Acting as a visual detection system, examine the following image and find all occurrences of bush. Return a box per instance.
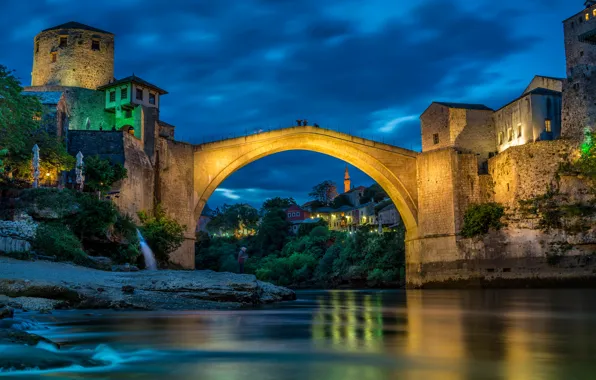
[83,155,127,194]
[34,223,87,264]
[138,204,185,266]
[69,193,119,240]
[461,203,505,238]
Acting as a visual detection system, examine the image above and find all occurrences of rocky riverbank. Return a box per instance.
[0,256,296,311]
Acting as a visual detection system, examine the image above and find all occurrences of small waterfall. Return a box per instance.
[136,229,157,270]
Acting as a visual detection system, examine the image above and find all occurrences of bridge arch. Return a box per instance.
[193,127,419,240]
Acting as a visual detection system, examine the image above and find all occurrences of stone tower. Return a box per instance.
[562,2,596,141]
[31,22,114,89]
[344,164,351,193]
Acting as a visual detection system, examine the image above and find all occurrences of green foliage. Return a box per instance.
[297,218,328,237]
[309,180,338,206]
[0,148,7,173]
[309,225,329,239]
[34,223,87,264]
[83,155,127,194]
[207,203,259,236]
[138,204,185,266]
[255,208,290,256]
[69,193,119,240]
[460,203,505,238]
[360,183,388,204]
[261,197,296,214]
[0,65,74,180]
[331,194,353,208]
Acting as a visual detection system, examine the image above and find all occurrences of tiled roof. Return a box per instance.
[42,22,113,35]
[97,75,168,94]
[22,91,64,104]
[433,102,493,111]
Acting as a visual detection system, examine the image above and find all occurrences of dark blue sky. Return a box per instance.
[1,0,581,208]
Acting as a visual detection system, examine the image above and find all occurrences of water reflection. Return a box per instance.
[23,289,596,380]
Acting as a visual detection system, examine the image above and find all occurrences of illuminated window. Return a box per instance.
[498,132,503,145]
[433,133,439,144]
[32,113,41,121]
[91,39,100,51]
[517,124,522,138]
[109,91,116,102]
[507,128,512,142]
[587,13,590,21]
[50,52,57,63]
[120,87,127,99]
[59,36,67,48]
[545,119,552,132]
[136,88,143,100]
[593,9,596,17]
[149,93,156,105]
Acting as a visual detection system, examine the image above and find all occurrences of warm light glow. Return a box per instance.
[587,13,590,21]
[545,119,552,133]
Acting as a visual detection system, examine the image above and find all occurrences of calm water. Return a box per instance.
[8,289,596,379]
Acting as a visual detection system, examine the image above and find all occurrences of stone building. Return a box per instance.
[23,21,178,220]
[562,1,596,140]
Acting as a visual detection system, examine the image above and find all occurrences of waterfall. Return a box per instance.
[136,229,157,270]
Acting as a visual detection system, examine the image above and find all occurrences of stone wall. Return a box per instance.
[64,87,113,132]
[420,103,450,152]
[562,4,596,141]
[454,109,495,169]
[31,26,114,89]
[488,139,574,210]
[155,138,197,269]
[523,76,563,95]
[67,130,125,164]
[112,133,155,221]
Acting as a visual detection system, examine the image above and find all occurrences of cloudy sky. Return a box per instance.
[2,0,580,208]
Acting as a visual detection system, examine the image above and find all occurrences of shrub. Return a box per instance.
[138,204,185,266]
[461,203,505,238]
[34,223,87,264]
[68,193,119,240]
[83,155,127,194]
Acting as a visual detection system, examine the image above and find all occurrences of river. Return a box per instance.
[6,289,596,379]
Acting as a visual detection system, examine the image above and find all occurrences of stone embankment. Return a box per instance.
[0,257,296,312]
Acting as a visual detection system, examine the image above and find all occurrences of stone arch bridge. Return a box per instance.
[155,125,477,287]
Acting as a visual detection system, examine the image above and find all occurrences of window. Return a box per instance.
[149,93,156,105]
[136,88,143,100]
[433,133,439,144]
[59,36,67,48]
[593,9,596,17]
[35,42,39,53]
[498,132,503,145]
[125,109,132,118]
[120,87,127,99]
[517,124,522,138]
[109,91,116,102]
[287,213,291,218]
[50,52,57,63]
[507,128,512,142]
[91,39,100,51]
[587,13,590,21]
[545,119,552,132]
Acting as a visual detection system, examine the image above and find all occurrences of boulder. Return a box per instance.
[257,281,297,303]
[0,279,82,302]
[0,306,14,320]
[86,256,113,271]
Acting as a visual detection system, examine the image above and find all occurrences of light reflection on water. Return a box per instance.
[16,289,596,379]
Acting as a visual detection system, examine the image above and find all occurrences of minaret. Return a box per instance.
[344,164,351,193]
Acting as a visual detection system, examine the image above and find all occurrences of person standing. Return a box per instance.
[237,247,248,274]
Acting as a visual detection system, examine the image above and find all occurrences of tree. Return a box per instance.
[360,183,388,204]
[138,204,186,266]
[256,208,290,256]
[207,203,259,236]
[309,180,338,205]
[83,155,127,194]
[261,197,296,214]
[0,65,74,180]
[331,193,353,208]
